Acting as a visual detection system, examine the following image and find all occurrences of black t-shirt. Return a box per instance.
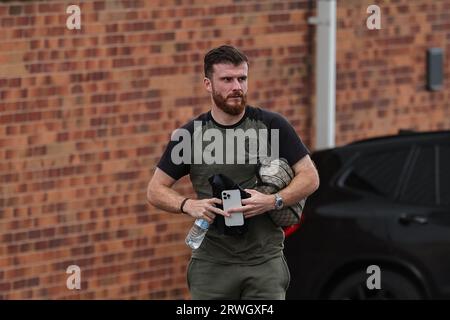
[157,105,310,264]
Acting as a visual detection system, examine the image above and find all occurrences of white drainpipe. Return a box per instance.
[308,0,336,150]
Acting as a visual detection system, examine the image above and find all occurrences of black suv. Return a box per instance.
[284,130,450,299]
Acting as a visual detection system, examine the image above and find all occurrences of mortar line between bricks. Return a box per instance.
[0,31,310,60]
[0,1,444,39]
[0,232,192,267]
[0,65,307,94]
[0,29,309,64]
[2,258,185,285]
[0,196,155,217]
[0,215,164,237]
[0,177,193,202]
[0,103,304,127]
[3,0,440,30]
[0,150,159,170]
[2,188,162,212]
[2,17,438,47]
[0,27,310,63]
[2,266,190,296]
[0,21,309,48]
[0,201,157,219]
[0,152,160,172]
[2,81,302,115]
[0,130,171,146]
[0,48,310,81]
[0,112,306,142]
[1,6,445,49]
[0,110,307,133]
[0,155,160,172]
[0,169,160,186]
[0,15,439,49]
[0,96,303,120]
[0,122,306,147]
[0,129,165,144]
[16,276,189,298]
[0,110,300,135]
[0,126,172,147]
[1,7,309,34]
[0,153,157,179]
[0,120,176,137]
[1,28,309,55]
[0,211,178,237]
[0,118,171,141]
[0,96,164,111]
[5,272,190,297]
[0,75,307,96]
[0,1,307,30]
[0,239,193,271]
[0,248,191,279]
[0,104,304,128]
[0,246,191,277]
[3,272,190,299]
[0,157,160,174]
[0,82,306,108]
[0,84,306,115]
[0,231,192,263]
[0,0,287,17]
[0,254,190,282]
[0,245,192,277]
[2,208,188,240]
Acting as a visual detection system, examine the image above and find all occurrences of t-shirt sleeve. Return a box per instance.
[156,138,190,180]
[270,113,310,167]
[156,121,194,180]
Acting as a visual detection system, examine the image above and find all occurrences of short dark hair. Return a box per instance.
[204,45,249,78]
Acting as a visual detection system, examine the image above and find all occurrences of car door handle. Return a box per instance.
[398,213,428,225]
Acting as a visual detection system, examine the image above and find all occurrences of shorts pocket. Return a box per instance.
[281,255,291,291]
[186,258,195,290]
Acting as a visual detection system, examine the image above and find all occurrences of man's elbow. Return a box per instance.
[309,169,320,194]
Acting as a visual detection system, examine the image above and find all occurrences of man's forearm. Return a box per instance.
[147,185,186,214]
[278,173,319,207]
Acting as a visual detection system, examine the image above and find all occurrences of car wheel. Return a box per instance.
[327,270,423,300]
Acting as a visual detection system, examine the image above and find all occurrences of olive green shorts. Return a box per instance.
[186,256,291,300]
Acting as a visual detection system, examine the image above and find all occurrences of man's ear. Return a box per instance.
[204,77,212,93]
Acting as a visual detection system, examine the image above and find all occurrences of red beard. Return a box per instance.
[212,90,247,116]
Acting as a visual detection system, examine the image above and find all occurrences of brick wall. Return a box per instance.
[0,0,449,300]
[335,0,450,145]
[0,0,313,299]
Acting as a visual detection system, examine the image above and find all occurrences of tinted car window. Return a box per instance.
[399,146,436,206]
[344,148,410,199]
[440,145,450,206]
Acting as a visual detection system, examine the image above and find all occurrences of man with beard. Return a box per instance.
[147,45,319,299]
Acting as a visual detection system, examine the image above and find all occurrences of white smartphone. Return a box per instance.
[222,189,244,226]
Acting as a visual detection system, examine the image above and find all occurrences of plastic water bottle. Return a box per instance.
[185,219,209,250]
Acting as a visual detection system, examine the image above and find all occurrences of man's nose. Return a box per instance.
[231,78,242,91]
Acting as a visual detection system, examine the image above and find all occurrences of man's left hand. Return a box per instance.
[226,189,275,219]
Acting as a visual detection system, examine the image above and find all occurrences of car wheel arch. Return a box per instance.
[318,258,432,299]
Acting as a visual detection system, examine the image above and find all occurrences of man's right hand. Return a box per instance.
[183,198,229,224]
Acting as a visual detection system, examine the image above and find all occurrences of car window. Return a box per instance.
[343,148,410,199]
[440,145,450,206]
[399,146,436,206]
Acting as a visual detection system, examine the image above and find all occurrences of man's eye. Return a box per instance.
[239,77,247,82]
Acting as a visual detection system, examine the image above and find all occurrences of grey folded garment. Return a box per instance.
[255,158,306,227]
